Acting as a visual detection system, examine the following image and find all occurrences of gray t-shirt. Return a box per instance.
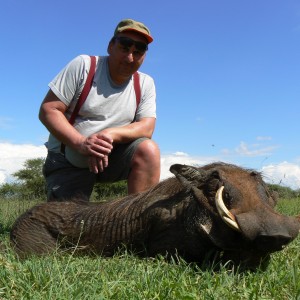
[47,55,156,167]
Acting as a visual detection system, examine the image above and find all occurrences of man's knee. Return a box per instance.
[132,139,160,166]
[128,139,160,194]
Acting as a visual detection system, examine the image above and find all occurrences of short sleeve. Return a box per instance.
[48,55,90,106]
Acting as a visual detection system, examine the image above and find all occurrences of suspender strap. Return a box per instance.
[68,56,97,125]
[133,71,141,110]
[61,56,96,154]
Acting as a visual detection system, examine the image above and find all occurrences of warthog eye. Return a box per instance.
[224,192,233,208]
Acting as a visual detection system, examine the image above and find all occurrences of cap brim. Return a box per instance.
[122,28,153,44]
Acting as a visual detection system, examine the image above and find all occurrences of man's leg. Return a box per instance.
[43,151,96,201]
[95,138,160,195]
[127,139,160,194]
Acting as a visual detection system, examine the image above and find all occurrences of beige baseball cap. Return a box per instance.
[114,19,153,44]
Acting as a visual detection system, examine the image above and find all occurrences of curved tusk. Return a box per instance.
[215,186,241,232]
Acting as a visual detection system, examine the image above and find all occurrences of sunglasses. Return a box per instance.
[115,36,148,53]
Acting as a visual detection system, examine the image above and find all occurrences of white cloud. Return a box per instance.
[160,152,217,180]
[0,142,47,184]
[0,143,299,191]
[235,141,278,157]
[0,116,13,130]
[256,136,272,141]
[262,162,300,190]
[0,172,5,185]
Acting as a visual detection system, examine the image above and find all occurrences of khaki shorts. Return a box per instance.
[43,138,147,201]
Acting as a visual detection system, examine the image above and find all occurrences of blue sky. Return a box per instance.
[0,0,300,189]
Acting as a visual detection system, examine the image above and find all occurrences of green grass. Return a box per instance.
[0,197,300,299]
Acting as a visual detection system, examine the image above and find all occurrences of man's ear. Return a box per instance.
[107,43,112,55]
[107,39,115,55]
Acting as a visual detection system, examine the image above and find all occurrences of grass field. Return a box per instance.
[0,197,299,299]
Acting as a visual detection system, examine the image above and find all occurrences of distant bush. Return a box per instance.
[92,181,127,201]
[0,158,46,199]
[268,183,300,199]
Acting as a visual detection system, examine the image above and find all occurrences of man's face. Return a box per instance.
[108,31,148,84]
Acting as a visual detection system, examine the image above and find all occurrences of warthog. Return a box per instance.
[10,162,300,269]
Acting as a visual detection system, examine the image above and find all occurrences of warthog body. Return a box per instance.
[10,162,300,269]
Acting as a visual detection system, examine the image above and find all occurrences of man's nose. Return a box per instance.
[124,46,135,62]
[126,53,134,62]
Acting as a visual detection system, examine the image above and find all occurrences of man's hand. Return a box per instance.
[79,132,113,157]
[88,155,109,173]
[78,132,113,173]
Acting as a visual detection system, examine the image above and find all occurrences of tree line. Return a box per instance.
[0,158,127,201]
[0,158,299,200]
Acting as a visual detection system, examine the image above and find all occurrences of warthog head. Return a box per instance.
[168,163,299,269]
[10,162,300,270]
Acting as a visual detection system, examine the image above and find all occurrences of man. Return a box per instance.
[39,19,160,201]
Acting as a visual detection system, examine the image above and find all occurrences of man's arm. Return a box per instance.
[98,117,156,144]
[39,89,113,158]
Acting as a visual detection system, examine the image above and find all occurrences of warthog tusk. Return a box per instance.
[215,186,241,232]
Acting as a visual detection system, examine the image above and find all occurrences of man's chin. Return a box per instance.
[120,71,135,80]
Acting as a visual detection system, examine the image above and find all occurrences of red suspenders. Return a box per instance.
[133,71,141,111]
[68,56,97,126]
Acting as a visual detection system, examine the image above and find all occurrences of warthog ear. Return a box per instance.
[170,164,207,189]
